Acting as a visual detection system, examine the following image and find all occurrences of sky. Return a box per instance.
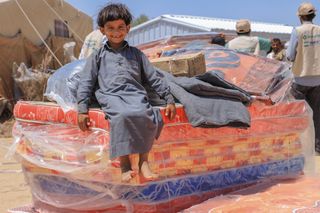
[65,0,320,27]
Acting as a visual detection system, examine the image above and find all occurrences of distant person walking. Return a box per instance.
[267,38,286,61]
[287,2,320,153]
[226,19,260,55]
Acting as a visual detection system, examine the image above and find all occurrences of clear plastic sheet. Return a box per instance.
[44,60,86,112]
[183,175,320,212]
[138,34,292,104]
[12,63,51,101]
[8,33,316,212]
[9,97,314,212]
[136,32,235,60]
[63,42,77,63]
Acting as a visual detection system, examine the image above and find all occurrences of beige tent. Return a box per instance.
[0,0,93,107]
[0,0,92,45]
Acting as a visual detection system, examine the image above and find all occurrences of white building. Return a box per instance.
[127,14,293,46]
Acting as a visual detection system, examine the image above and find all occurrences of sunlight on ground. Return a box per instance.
[0,137,31,212]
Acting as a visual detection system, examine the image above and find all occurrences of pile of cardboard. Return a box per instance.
[151,52,206,77]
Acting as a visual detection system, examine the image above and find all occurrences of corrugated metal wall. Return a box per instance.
[127,19,291,46]
[128,20,201,46]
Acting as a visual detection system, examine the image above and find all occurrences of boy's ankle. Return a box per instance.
[139,161,159,180]
[138,160,147,170]
[121,170,136,182]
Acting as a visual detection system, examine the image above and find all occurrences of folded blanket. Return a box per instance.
[147,70,252,127]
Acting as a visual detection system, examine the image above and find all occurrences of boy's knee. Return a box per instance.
[117,109,146,120]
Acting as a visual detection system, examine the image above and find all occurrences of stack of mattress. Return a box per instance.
[9,34,312,212]
[12,99,309,212]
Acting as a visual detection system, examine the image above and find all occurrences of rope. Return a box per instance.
[14,0,63,67]
[41,0,84,44]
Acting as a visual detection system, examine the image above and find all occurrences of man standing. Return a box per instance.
[226,19,260,55]
[287,2,320,153]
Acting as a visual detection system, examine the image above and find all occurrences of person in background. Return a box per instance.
[77,3,176,182]
[226,19,260,55]
[267,38,286,61]
[78,29,105,59]
[286,2,320,153]
[211,33,226,46]
[258,36,271,57]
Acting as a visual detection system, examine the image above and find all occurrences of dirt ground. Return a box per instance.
[0,137,31,212]
[1,134,320,212]
[0,119,14,138]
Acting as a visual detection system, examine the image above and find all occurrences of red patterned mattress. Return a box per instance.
[14,100,309,139]
[13,100,309,184]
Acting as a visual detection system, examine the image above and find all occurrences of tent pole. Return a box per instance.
[14,0,63,67]
[41,0,85,44]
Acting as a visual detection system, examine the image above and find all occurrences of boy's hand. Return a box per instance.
[165,103,176,120]
[78,113,90,131]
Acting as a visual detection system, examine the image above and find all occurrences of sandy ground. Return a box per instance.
[0,135,320,212]
[0,137,31,212]
[0,119,14,138]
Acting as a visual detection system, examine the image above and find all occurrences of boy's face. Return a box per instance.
[100,19,130,46]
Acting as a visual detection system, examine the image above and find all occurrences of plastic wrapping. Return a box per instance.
[138,34,292,104]
[183,175,320,212]
[44,60,86,112]
[63,42,77,63]
[8,33,316,212]
[12,63,51,101]
[9,98,313,212]
[136,32,235,60]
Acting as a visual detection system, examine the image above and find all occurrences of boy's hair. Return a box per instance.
[97,3,133,27]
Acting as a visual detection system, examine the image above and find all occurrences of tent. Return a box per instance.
[0,0,93,110]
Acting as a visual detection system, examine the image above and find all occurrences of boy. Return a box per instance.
[77,3,176,182]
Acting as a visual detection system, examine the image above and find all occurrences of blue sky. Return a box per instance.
[65,0,319,27]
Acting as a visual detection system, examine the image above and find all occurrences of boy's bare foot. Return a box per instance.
[140,161,159,180]
[121,170,136,182]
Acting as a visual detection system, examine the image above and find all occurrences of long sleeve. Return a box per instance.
[77,53,99,113]
[140,52,175,104]
[286,28,298,62]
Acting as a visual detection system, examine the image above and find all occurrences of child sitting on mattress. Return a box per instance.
[77,3,176,182]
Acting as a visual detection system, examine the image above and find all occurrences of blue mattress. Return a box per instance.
[29,156,304,203]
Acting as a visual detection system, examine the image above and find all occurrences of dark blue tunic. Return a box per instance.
[77,41,174,159]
